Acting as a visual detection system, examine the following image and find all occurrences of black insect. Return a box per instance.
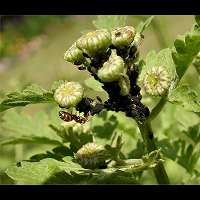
[96,96,102,102]
[59,111,90,124]
[78,66,86,70]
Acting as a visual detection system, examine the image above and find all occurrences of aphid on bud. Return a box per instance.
[111,26,136,48]
[96,96,102,102]
[59,111,90,124]
[78,66,86,70]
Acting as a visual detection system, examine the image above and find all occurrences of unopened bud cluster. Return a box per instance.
[64,26,143,97]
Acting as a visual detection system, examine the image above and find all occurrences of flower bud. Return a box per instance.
[76,29,111,57]
[111,26,136,48]
[54,81,84,108]
[64,43,85,65]
[142,66,171,96]
[75,143,107,169]
[118,74,131,96]
[97,50,125,82]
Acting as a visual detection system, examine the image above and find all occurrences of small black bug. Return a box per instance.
[59,111,90,124]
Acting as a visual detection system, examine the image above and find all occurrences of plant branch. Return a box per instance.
[148,96,167,121]
[137,121,170,184]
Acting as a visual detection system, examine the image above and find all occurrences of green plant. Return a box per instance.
[0,15,200,185]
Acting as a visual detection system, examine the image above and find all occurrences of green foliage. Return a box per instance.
[93,15,127,30]
[156,124,200,175]
[49,124,93,152]
[0,110,62,142]
[136,16,154,33]
[6,157,83,184]
[168,85,200,113]
[195,15,200,27]
[172,29,200,79]
[0,84,54,112]
[6,149,161,184]
[0,136,62,146]
[84,77,104,92]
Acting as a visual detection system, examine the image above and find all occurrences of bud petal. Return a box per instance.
[97,50,125,82]
[64,43,85,65]
[75,143,107,169]
[111,26,136,48]
[76,29,111,57]
[54,81,84,108]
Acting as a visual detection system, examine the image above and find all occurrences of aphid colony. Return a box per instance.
[54,25,171,123]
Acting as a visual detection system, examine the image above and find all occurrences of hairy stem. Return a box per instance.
[137,121,170,184]
[148,97,167,121]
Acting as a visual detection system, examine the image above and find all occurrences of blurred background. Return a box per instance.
[0,15,199,184]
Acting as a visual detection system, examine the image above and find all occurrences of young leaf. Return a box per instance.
[182,124,200,144]
[1,110,62,142]
[168,85,200,113]
[0,136,62,146]
[6,157,83,184]
[0,84,54,112]
[172,30,200,79]
[50,80,66,93]
[192,51,200,75]
[136,16,154,33]
[195,15,200,27]
[93,15,127,30]
[84,77,104,92]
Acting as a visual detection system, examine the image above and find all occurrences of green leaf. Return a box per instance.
[50,80,65,93]
[135,138,200,177]
[1,110,62,142]
[0,84,54,112]
[182,124,200,144]
[172,31,200,79]
[93,15,127,30]
[0,136,62,146]
[6,157,83,184]
[168,85,200,112]
[192,52,200,75]
[136,16,154,33]
[84,77,104,92]
[113,149,162,173]
[195,15,200,27]
[49,123,93,152]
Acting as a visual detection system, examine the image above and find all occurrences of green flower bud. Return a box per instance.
[75,143,106,169]
[111,26,136,48]
[142,66,171,96]
[54,81,84,108]
[118,74,131,96]
[64,43,85,65]
[76,29,111,57]
[97,50,125,82]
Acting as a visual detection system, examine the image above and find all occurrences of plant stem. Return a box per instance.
[149,97,167,121]
[137,121,170,184]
